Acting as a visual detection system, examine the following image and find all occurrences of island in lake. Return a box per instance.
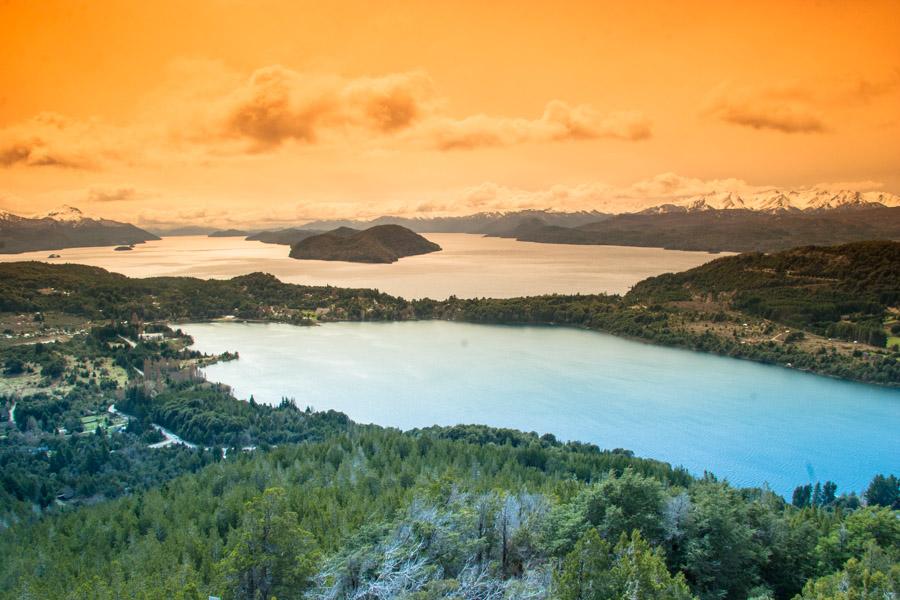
[289,224,442,263]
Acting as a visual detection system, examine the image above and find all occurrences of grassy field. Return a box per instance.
[80,413,127,434]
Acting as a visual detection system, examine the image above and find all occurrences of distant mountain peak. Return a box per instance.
[1,205,158,254]
[39,205,91,223]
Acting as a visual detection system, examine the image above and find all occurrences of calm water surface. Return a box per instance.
[180,321,900,496]
[0,234,722,298]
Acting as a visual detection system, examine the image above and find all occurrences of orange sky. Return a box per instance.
[1,0,899,227]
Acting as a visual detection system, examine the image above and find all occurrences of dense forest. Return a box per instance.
[1,422,897,599]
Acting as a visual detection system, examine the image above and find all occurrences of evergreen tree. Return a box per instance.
[556,529,695,600]
[792,484,812,508]
[217,487,319,600]
[864,474,899,508]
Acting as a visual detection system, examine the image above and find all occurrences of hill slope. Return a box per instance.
[629,240,900,345]
[289,224,442,263]
[0,205,159,253]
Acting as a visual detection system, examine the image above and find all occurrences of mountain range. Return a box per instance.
[246,189,900,253]
[496,207,900,252]
[4,187,899,255]
[638,189,900,214]
[0,206,159,254]
[295,209,609,234]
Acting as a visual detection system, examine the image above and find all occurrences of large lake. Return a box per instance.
[180,320,900,497]
[0,234,721,298]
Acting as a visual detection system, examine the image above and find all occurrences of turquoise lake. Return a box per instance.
[180,321,899,496]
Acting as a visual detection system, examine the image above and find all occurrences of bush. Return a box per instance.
[3,357,25,375]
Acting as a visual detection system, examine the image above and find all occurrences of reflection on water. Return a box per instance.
[0,234,723,298]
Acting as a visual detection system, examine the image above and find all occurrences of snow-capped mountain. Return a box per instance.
[0,209,20,222]
[0,205,158,253]
[39,205,93,223]
[34,204,122,226]
[640,189,900,214]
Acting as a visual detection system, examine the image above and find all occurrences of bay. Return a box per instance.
[180,320,900,496]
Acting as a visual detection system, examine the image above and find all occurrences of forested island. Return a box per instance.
[289,224,442,263]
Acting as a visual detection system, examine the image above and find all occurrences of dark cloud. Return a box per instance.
[704,86,827,134]
[713,103,826,133]
[86,186,140,202]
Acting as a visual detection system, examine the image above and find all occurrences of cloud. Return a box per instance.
[703,84,827,134]
[0,65,650,168]
[0,192,28,213]
[813,180,884,192]
[85,186,142,203]
[404,181,618,214]
[413,102,651,150]
[0,112,128,169]
[621,172,756,200]
[409,173,767,216]
[846,69,900,104]
[208,67,650,152]
[205,66,436,150]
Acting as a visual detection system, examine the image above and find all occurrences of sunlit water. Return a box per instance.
[0,234,722,298]
[181,321,900,497]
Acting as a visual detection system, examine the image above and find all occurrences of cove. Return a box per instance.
[179,320,899,496]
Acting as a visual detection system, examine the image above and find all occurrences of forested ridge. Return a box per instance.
[630,240,900,345]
